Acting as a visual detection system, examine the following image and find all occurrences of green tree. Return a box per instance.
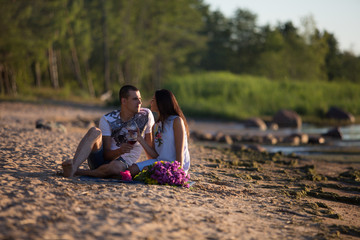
[256,26,287,79]
[0,1,31,95]
[0,1,68,94]
[105,0,205,91]
[340,52,360,82]
[199,10,232,70]
[229,8,261,74]
[324,31,343,81]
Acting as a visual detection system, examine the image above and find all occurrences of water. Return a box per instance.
[301,123,360,141]
[277,123,360,155]
[190,120,360,155]
[269,124,360,154]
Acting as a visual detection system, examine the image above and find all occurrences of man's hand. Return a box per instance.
[120,143,133,154]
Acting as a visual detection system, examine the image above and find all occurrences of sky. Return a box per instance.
[204,0,360,55]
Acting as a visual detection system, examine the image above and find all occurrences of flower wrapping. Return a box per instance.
[134,161,191,188]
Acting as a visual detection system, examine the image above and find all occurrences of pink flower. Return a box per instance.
[154,125,163,147]
[120,170,132,181]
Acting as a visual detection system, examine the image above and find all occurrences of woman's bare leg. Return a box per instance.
[62,127,102,177]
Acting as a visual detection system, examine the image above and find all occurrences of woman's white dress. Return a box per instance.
[136,115,190,173]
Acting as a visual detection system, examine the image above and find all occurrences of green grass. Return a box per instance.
[163,72,360,121]
[2,71,359,124]
[0,87,103,106]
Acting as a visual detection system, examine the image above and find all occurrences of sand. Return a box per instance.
[1,101,360,240]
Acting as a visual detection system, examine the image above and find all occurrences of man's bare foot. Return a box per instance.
[62,160,74,177]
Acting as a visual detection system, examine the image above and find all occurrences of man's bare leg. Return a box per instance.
[62,127,102,177]
[75,160,127,178]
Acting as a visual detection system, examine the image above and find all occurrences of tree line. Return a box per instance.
[1,0,359,97]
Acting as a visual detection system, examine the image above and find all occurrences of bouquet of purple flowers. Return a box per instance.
[134,161,191,188]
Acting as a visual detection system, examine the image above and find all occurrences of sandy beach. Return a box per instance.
[1,101,359,239]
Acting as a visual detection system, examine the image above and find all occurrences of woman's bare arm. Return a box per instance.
[173,117,186,168]
[137,127,158,159]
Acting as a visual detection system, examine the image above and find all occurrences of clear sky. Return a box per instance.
[204,0,360,55]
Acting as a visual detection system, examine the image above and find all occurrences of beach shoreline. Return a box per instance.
[1,101,359,239]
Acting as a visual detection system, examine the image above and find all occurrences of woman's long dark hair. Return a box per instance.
[155,89,189,137]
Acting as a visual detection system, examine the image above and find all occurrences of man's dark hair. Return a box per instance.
[119,85,139,104]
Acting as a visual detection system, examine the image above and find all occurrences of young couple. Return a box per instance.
[62,85,190,179]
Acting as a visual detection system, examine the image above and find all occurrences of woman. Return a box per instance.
[129,89,190,176]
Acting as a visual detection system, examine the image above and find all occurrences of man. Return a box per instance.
[62,85,154,178]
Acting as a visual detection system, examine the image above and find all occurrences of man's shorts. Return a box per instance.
[88,146,129,170]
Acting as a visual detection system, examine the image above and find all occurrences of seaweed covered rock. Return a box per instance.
[272,109,302,128]
[339,169,360,182]
[322,127,343,139]
[244,117,267,130]
[325,106,355,123]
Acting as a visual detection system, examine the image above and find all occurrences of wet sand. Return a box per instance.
[1,101,359,239]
